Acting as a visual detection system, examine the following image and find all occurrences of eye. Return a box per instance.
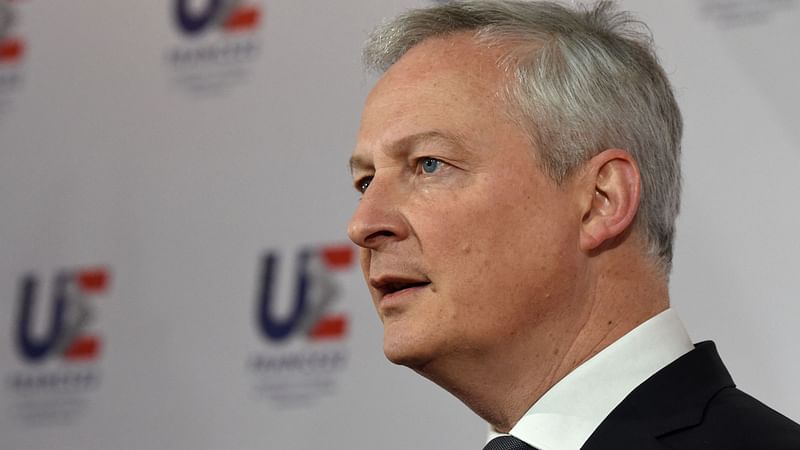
[356,176,373,193]
[420,157,443,174]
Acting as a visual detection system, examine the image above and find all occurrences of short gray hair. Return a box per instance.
[363,0,683,274]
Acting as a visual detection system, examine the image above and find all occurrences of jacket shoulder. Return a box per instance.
[661,386,800,449]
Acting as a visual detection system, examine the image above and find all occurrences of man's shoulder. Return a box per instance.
[662,386,800,449]
[584,341,800,449]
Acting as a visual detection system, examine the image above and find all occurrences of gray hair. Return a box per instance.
[363,0,683,274]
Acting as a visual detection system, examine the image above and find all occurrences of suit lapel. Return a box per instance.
[581,341,735,449]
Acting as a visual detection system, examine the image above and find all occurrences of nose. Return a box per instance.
[347,176,409,249]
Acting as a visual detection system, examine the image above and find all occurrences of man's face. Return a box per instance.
[348,35,584,371]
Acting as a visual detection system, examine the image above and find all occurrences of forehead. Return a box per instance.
[353,34,519,168]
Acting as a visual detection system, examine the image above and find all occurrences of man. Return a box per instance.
[347,1,800,449]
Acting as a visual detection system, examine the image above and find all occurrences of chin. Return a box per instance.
[382,331,436,369]
[385,353,427,368]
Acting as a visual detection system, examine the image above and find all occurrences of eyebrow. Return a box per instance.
[349,130,469,175]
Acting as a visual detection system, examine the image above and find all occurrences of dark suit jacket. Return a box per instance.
[583,341,800,449]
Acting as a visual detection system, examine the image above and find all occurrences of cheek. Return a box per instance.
[426,179,575,303]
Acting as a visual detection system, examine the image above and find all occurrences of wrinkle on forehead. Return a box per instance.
[354,33,516,163]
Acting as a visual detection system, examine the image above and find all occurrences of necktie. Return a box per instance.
[482,435,535,450]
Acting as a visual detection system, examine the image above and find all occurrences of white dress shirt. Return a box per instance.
[486,308,693,450]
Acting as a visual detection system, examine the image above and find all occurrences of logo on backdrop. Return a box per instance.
[256,246,350,343]
[164,0,263,94]
[0,0,27,116]
[174,0,260,36]
[4,266,110,426]
[246,244,355,407]
[15,268,107,363]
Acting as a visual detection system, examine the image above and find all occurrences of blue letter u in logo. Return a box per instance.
[256,251,312,342]
[14,273,68,362]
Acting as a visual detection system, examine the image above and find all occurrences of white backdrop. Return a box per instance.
[1,1,797,449]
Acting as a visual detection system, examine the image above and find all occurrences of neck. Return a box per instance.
[413,248,669,432]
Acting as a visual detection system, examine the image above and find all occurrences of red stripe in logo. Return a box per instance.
[0,38,25,63]
[64,335,102,360]
[309,315,347,340]
[322,246,354,269]
[222,6,261,31]
[77,268,109,293]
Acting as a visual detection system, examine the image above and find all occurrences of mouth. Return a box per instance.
[370,277,431,299]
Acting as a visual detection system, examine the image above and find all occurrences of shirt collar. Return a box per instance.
[486,308,693,450]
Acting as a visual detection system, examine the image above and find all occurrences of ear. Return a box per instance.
[579,149,641,252]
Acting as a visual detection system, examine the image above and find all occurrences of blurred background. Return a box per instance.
[1,0,798,448]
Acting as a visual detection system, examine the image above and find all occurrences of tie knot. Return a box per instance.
[483,435,535,450]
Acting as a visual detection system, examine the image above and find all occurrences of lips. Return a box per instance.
[370,276,431,299]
